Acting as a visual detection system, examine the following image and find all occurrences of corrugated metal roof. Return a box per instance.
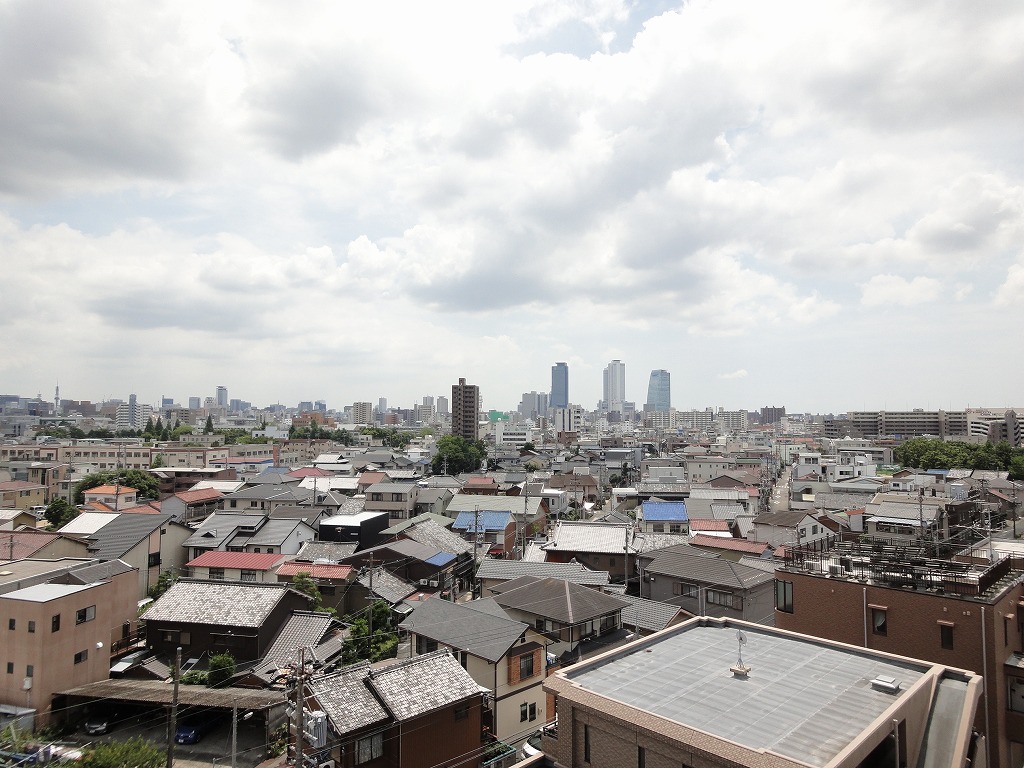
[641,501,688,522]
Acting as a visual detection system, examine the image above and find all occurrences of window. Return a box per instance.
[26,665,33,677]
[528,703,537,721]
[775,580,794,613]
[252,547,260,553]
[148,552,161,568]
[811,525,819,535]
[5,663,12,674]
[240,570,257,582]
[638,746,646,768]
[673,582,699,598]
[52,614,61,632]
[28,621,35,633]
[872,608,887,636]
[707,590,742,610]
[519,652,535,679]
[76,605,96,624]
[355,733,382,764]
[7,619,13,630]
[520,703,529,722]
[209,568,225,580]
[391,493,404,502]
[669,524,682,534]
[370,493,383,502]
[652,523,664,533]
[940,624,954,650]
[74,649,88,664]
[584,725,591,763]
[416,636,438,655]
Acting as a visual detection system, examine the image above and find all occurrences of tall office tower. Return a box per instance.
[437,396,449,415]
[216,386,228,408]
[189,396,201,410]
[551,362,569,409]
[352,402,373,424]
[451,378,480,441]
[376,397,388,414]
[603,359,626,413]
[645,370,671,412]
[423,395,435,409]
[315,400,327,413]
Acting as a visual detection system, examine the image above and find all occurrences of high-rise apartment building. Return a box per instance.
[116,393,151,431]
[451,378,480,441]
[436,396,449,416]
[188,396,201,410]
[645,369,671,412]
[215,386,228,408]
[603,360,626,413]
[352,402,373,424]
[550,362,569,410]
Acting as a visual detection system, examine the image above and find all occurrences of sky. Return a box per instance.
[2,0,1023,415]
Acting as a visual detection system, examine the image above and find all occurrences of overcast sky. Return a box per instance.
[3,1,1022,415]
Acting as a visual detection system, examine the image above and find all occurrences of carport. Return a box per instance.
[55,679,288,760]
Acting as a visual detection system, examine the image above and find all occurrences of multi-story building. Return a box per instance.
[351,401,373,425]
[518,391,549,422]
[551,362,569,410]
[760,405,787,424]
[115,394,151,431]
[645,369,671,412]
[602,360,626,414]
[451,378,480,442]
[774,540,1024,767]
[215,385,228,408]
[541,616,982,768]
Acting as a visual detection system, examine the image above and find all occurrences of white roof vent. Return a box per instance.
[870,674,901,693]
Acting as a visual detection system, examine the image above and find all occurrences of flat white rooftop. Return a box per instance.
[564,621,930,767]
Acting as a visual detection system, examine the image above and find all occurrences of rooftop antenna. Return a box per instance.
[731,629,750,678]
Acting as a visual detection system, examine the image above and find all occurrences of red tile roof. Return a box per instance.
[466,477,497,486]
[185,551,285,570]
[0,531,66,558]
[358,472,388,485]
[687,519,731,532]
[689,534,771,554]
[0,480,45,491]
[287,467,331,478]
[174,488,223,504]
[83,485,137,495]
[119,502,164,514]
[276,562,354,580]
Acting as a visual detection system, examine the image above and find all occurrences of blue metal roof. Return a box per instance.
[641,501,688,521]
[425,551,457,567]
[452,510,513,533]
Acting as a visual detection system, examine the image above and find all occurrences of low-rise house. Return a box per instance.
[491,576,630,662]
[475,559,610,598]
[446,494,548,545]
[0,530,88,560]
[182,513,315,560]
[274,561,355,613]
[142,579,313,659]
[0,480,46,510]
[638,543,775,624]
[400,597,548,740]
[318,511,389,550]
[184,551,284,582]
[363,482,419,520]
[637,500,688,534]
[81,484,139,512]
[220,484,313,514]
[0,558,138,726]
[413,487,454,516]
[750,510,830,548]
[307,650,484,768]
[159,488,224,523]
[613,593,691,636]
[0,507,38,531]
[539,521,638,581]
[451,510,517,557]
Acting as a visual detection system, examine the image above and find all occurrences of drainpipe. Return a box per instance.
[982,606,990,768]
[862,586,868,648]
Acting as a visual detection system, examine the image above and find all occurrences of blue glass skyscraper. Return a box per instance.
[551,362,569,409]
[646,369,671,411]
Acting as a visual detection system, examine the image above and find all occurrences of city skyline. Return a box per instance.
[3,3,1023,413]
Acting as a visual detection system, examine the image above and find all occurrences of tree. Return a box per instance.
[207,651,236,687]
[203,415,214,434]
[44,497,79,529]
[150,454,164,469]
[431,435,486,475]
[148,570,175,600]
[521,442,535,453]
[74,469,160,503]
[82,737,162,768]
[342,602,397,663]
[290,572,327,612]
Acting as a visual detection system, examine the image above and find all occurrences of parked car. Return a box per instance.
[175,713,222,744]
[83,709,118,735]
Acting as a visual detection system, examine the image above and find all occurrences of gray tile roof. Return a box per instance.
[247,518,313,547]
[263,611,337,666]
[710,503,745,520]
[752,511,810,528]
[615,594,688,633]
[86,514,175,560]
[183,513,266,549]
[295,541,358,562]
[541,521,637,555]
[143,580,304,627]
[642,545,774,590]
[492,576,630,624]
[380,513,453,535]
[476,559,610,586]
[357,567,416,605]
[368,650,482,721]
[398,519,473,555]
[308,662,390,735]
[62,559,135,583]
[399,598,527,663]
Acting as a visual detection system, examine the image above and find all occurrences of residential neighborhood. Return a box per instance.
[2,381,1023,768]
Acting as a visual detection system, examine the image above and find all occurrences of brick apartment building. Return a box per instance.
[774,538,1024,767]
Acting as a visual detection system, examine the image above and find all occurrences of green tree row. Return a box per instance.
[894,438,1024,479]
[431,435,486,475]
[73,468,161,503]
[288,422,356,443]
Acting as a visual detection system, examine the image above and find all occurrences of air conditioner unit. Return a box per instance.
[418,579,430,586]
[319,762,335,768]
[428,580,439,588]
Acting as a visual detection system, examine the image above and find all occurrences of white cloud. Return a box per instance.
[860,275,943,308]
[718,370,748,380]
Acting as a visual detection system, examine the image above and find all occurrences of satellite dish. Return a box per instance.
[737,630,747,645]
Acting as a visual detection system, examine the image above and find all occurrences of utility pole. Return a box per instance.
[295,647,305,768]
[166,646,181,768]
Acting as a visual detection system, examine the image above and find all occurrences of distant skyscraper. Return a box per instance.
[437,396,449,415]
[646,370,671,412]
[452,378,480,441]
[216,386,228,408]
[603,360,626,413]
[188,396,201,410]
[551,362,569,409]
